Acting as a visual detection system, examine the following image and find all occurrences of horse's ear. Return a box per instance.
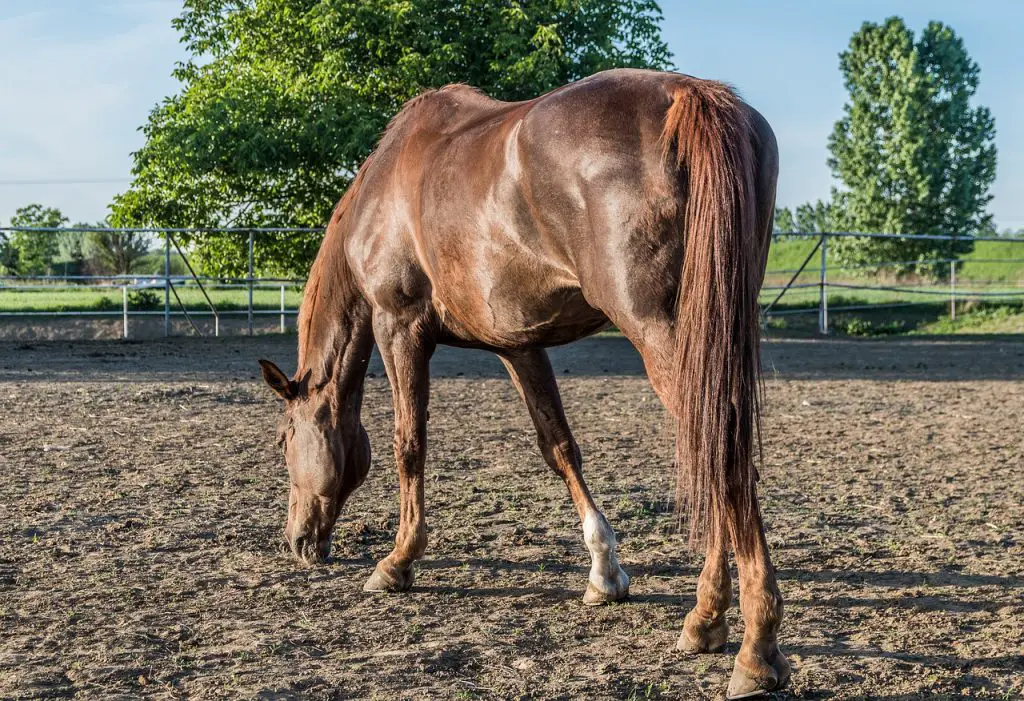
[259,359,296,400]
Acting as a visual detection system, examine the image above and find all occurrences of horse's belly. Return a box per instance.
[436,275,609,349]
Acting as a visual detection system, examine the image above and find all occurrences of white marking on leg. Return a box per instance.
[582,510,629,596]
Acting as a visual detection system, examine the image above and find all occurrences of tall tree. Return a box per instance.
[827,17,996,275]
[6,204,67,275]
[111,0,671,277]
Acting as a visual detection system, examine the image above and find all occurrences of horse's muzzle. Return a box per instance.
[289,533,330,565]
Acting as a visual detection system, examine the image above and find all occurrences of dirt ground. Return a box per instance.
[1,335,1022,700]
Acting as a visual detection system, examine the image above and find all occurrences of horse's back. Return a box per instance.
[347,70,726,350]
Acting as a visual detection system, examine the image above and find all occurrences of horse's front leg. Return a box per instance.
[363,310,435,593]
[500,349,629,605]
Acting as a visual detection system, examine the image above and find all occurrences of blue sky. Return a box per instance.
[1,1,1022,229]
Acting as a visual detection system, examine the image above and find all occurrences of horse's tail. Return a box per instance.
[661,79,764,550]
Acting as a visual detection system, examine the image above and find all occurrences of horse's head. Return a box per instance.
[258,359,371,566]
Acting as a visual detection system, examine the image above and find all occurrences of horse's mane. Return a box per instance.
[296,154,375,377]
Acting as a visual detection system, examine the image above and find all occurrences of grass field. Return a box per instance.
[0,285,303,313]
[765,236,1024,283]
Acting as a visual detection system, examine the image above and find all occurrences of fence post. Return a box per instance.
[818,233,828,334]
[164,234,171,337]
[280,284,286,333]
[122,285,129,340]
[247,231,255,337]
[950,259,957,321]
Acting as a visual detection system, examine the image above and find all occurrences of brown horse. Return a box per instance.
[258,68,785,699]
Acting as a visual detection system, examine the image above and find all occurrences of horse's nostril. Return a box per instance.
[291,534,325,565]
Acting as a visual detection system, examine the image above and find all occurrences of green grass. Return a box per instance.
[957,239,1024,284]
[766,236,1024,285]
[761,237,1023,336]
[766,237,820,272]
[0,285,303,313]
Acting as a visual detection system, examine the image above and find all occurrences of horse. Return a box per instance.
[258,68,785,699]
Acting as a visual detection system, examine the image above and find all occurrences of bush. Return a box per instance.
[836,317,906,337]
[128,289,162,310]
[93,296,120,312]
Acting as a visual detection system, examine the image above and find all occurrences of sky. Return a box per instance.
[1,0,1022,230]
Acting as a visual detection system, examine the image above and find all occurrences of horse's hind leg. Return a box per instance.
[500,349,629,605]
[363,308,435,593]
[727,510,789,699]
[678,530,731,654]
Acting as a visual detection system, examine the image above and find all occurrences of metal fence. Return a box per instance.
[1,227,1022,338]
[761,232,1024,333]
[0,226,318,338]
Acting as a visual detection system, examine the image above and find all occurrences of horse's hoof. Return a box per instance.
[362,563,414,593]
[676,611,728,654]
[582,568,630,606]
[726,649,790,700]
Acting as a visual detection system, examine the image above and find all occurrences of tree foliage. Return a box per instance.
[826,17,996,275]
[112,0,671,276]
[5,204,68,275]
[774,201,843,237]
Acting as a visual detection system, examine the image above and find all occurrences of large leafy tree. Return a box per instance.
[826,17,996,275]
[6,204,68,275]
[112,0,671,276]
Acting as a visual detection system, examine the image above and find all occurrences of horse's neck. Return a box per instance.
[298,261,373,423]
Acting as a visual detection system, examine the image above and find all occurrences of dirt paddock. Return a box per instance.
[1,335,1022,700]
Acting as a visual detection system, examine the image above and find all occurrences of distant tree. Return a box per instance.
[53,228,89,277]
[111,0,672,277]
[773,207,795,234]
[0,232,15,275]
[7,204,67,275]
[826,17,996,276]
[82,221,152,275]
[794,200,844,235]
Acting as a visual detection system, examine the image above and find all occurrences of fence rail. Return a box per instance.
[1,227,1022,337]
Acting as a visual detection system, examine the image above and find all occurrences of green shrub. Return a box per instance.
[128,289,162,310]
[837,317,906,337]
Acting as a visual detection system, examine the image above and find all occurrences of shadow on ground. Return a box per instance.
[1,334,1022,384]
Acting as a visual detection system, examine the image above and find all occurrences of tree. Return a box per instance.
[794,200,844,235]
[773,207,795,234]
[80,222,152,275]
[6,204,67,275]
[826,17,996,276]
[0,232,15,275]
[53,228,89,277]
[111,0,672,277]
